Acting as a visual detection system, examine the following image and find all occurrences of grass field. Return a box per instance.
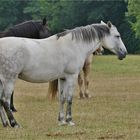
[0,55,140,140]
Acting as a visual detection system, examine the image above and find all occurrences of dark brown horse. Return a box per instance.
[0,18,51,38]
[0,17,51,112]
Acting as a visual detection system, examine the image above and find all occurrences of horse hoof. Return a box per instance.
[3,121,9,127]
[58,120,67,126]
[14,124,21,128]
[78,96,84,99]
[85,93,92,98]
[79,92,84,99]
[11,121,21,128]
[67,121,75,126]
[78,95,85,99]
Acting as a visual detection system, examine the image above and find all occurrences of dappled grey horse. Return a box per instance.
[0,21,127,128]
[0,17,51,112]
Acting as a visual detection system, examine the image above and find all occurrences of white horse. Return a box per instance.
[0,21,127,128]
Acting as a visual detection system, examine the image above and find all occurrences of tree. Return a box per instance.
[128,0,140,37]
[127,0,140,53]
[0,0,139,53]
[24,1,127,32]
[22,0,140,53]
[0,0,30,31]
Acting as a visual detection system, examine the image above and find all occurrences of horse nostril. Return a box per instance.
[119,48,123,52]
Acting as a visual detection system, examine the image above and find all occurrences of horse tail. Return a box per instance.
[48,80,58,100]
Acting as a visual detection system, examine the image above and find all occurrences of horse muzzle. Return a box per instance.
[117,50,127,60]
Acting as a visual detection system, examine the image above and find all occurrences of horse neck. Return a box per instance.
[77,39,102,58]
[43,33,102,59]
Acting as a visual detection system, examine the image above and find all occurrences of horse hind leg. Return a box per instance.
[0,105,9,127]
[10,91,17,112]
[0,80,9,127]
[2,80,20,128]
[2,100,19,128]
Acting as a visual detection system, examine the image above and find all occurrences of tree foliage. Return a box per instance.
[0,0,139,54]
[128,0,140,37]
[0,0,30,30]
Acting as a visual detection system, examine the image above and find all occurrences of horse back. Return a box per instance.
[0,21,42,38]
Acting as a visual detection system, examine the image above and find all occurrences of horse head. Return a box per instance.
[39,17,51,38]
[101,21,127,60]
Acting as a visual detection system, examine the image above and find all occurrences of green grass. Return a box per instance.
[0,55,140,140]
[92,55,140,76]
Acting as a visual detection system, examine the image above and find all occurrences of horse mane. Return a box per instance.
[57,24,110,43]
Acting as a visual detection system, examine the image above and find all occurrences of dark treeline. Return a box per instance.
[0,0,139,54]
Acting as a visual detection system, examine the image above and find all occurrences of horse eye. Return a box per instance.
[115,35,120,38]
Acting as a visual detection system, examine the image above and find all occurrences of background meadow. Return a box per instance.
[0,55,139,140]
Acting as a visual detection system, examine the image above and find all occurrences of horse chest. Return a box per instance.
[64,55,85,74]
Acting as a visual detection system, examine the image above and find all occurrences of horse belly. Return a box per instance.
[18,69,64,83]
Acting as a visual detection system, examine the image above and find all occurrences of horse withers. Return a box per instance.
[0,21,127,128]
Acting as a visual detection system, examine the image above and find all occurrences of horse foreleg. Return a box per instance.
[10,91,17,112]
[78,72,84,98]
[66,74,77,126]
[58,79,67,125]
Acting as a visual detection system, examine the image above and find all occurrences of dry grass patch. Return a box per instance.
[0,55,140,140]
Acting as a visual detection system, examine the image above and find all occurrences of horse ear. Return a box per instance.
[43,17,47,25]
[101,20,106,25]
[107,21,112,28]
